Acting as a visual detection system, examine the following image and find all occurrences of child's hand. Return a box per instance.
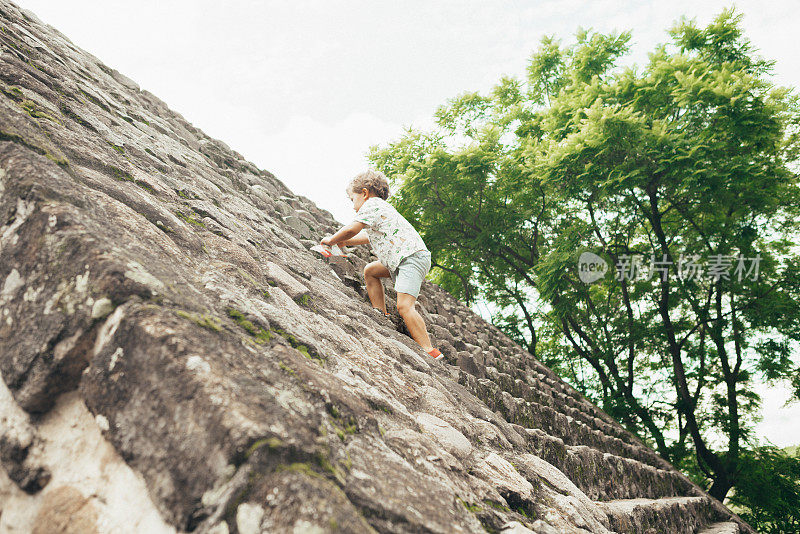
[320,236,334,246]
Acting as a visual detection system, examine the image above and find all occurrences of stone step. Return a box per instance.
[528,371,613,423]
[484,366,638,448]
[596,496,721,534]
[518,376,661,468]
[493,345,622,427]
[462,373,668,471]
[459,375,697,504]
[458,351,621,437]
[467,376,608,453]
[515,373,634,444]
[527,417,672,475]
[698,522,739,534]
[522,429,694,501]
[516,364,623,426]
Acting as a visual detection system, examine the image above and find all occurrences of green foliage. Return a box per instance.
[726,446,800,533]
[368,6,800,519]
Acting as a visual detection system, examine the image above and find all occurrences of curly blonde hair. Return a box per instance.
[347,169,390,200]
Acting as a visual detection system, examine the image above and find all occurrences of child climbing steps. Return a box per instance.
[321,169,445,361]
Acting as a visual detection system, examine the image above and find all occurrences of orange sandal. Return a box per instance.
[427,348,443,360]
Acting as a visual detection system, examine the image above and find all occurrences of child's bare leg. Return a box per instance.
[363,261,391,313]
[396,293,434,352]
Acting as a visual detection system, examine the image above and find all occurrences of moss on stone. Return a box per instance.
[342,450,352,472]
[1,84,24,102]
[276,462,325,480]
[175,209,205,227]
[0,129,68,168]
[108,165,132,181]
[483,499,511,513]
[59,103,95,131]
[479,518,502,534]
[366,399,393,415]
[244,437,284,459]
[272,326,325,366]
[106,140,125,154]
[278,362,295,375]
[154,220,174,234]
[457,497,482,513]
[223,470,264,523]
[174,188,198,199]
[327,403,357,442]
[227,307,273,344]
[27,59,45,72]
[332,420,356,441]
[79,88,111,112]
[44,152,69,167]
[175,310,222,332]
[235,267,259,288]
[334,427,346,441]
[133,179,156,194]
[314,450,346,485]
[18,99,62,124]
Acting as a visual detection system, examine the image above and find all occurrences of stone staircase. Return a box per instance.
[0,1,753,532]
[325,250,750,533]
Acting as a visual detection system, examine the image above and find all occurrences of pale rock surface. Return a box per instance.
[415,412,473,459]
[0,377,174,533]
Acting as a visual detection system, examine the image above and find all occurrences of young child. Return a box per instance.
[320,169,443,360]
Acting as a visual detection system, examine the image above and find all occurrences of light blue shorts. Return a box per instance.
[389,250,432,298]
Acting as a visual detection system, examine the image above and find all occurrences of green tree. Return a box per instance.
[369,7,800,509]
[727,446,800,532]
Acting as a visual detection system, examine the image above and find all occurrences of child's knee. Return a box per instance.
[364,261,389,279]
[396,300,414,315]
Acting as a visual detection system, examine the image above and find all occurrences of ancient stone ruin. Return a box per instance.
[0,1,754,532]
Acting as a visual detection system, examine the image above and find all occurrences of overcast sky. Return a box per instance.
[16,0,800,447]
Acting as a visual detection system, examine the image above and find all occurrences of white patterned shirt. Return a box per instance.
[352,197,429,273]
